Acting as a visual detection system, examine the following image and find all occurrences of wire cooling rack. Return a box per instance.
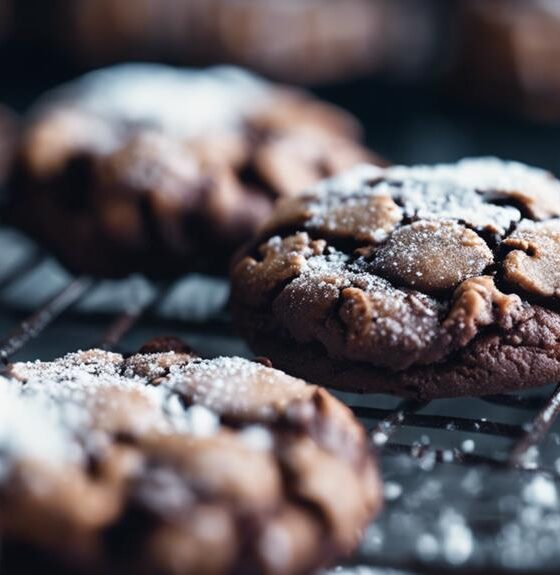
[2,225,560,575]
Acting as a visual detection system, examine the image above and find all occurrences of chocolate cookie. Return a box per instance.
[0,339,380,574]
[14,0,417,85]
[9,64,376,278]
[231,158,560,399]
[455,0,560,120]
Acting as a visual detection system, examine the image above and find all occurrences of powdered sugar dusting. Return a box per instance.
[389,157,560,219]
[273,244,443,369]
[312,163,385,196]
[306,159,527,234]
[42,64,272,140]
[239,158,560,376]
[392,178,520,234]
[0,379,77,469]
[1,352,173,469]
[171,356,314,420]
[370,219,493,293]
[0,350,307,471]
[305,191,403,244]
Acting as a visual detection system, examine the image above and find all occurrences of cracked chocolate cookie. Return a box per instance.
[8,64,376,278]
[0,338,380,575]
[231,158,560,399]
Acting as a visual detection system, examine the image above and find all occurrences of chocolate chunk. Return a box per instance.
[267,189,403,244]
[503,219,560,298]
[370,219,493,294]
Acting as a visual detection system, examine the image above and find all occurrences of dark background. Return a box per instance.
[3,0,560,175]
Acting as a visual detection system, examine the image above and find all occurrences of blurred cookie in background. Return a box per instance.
[67,0,386,83]
[0,0,12,42]
[9,64,378,278]
[9,1,560,121]
[7,0,441,85]
[454,0,560,120]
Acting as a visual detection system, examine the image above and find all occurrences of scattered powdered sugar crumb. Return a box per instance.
[239,425,274,451]
[418,450,437,472]
[372,431,388,446]
[523,476,558,509]
[439,508,474,564]
[442,449,454,463]
[384,481,403,501]
[416,533,440,560]
[177,404,220,437]
[518,445,540,470]
[461,439,475,453]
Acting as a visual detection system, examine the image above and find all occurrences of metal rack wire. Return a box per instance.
[2,229,560,574]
